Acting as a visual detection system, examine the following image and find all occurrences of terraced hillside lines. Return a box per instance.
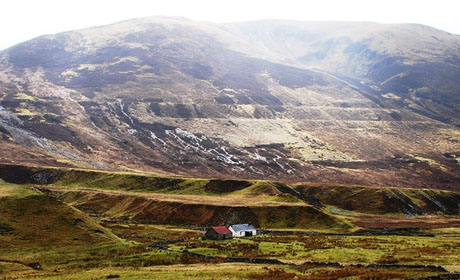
[352,214,460,229]
[38,187,305,207]
[0,164,311,204]
[1,164,459,231]
[0,17,459,187]
[41,187,346,230]
[0,164,341,229]
[294,184,460,215]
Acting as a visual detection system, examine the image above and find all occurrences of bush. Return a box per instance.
[0,223,13,234]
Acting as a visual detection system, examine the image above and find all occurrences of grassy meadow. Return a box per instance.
[0,167,459,279]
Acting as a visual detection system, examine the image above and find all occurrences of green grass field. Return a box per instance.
[1,166,460,279]
[166,234,460,265]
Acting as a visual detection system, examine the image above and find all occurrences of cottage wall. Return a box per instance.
[229,226,256,237]
[236,229,256,237]
[206,229,217,239]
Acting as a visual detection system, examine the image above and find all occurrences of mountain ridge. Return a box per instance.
[0,17,459,189]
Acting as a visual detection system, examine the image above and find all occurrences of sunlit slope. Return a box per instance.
[1,164,458,231]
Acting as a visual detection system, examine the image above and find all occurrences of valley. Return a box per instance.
[0,164,459,279]
[0,16,459,279]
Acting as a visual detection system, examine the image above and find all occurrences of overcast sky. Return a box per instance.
[1,0,459,50]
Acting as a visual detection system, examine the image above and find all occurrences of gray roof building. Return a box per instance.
[228,224,257,237]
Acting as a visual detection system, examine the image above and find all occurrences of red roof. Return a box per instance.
[211,226,231,234]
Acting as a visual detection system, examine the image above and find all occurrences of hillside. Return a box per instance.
[0,180,127,277]
[0,17,459,189]
[1,165,460,279]
[1,164,459,229]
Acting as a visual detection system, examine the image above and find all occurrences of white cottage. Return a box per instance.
[228,224,257,237]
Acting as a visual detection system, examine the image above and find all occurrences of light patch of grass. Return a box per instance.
[0,182,40,198]
[15,93,35,101]
[55,157,93,168]
[382,92,402,100]
[47,186,306,207]
[16,108,35,116]
[31,263,267,280]
[103,223,202,244]
[305,247,384,263]
[231,181,304,204]
[0,184,15,197]
[430,227,460,235]
[325,206,361,216]
[164,179,210,195]
[444,265,460,273]
[60,69,79,77]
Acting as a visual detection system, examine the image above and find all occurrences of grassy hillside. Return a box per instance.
[41,187,347,230]
[1,167,459,279]
[0,181,115,277]
[0,181,204,279]
[0,164,283,196]
[294,184,460,215]
[1,164,458,215]
[0,164,459,232]
[0,182,120,247]
[0,164,355,231]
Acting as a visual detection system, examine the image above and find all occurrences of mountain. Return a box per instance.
[0,17,459,190]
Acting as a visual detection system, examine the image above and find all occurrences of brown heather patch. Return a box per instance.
[354,214,460,229]
[247,268,298,280]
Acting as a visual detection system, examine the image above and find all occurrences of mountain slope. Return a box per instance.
[0,17,459,189]
[223,20,460,124]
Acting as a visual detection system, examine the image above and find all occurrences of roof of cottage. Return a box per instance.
[211,226,232,235]
[229,224,256,232]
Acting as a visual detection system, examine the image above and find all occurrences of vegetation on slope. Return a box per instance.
[294,184,460,215]
[0,181,205,279]
[1,164,458,215]
[0,182,120,250]
[48,188,346,230]
[1,167,459,279]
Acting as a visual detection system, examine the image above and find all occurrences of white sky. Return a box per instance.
[1,0,459,51]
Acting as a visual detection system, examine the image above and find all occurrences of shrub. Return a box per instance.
[0,222,13,234]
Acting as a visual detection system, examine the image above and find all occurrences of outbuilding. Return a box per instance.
[228,224,257,237]
[205,226,233,240]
